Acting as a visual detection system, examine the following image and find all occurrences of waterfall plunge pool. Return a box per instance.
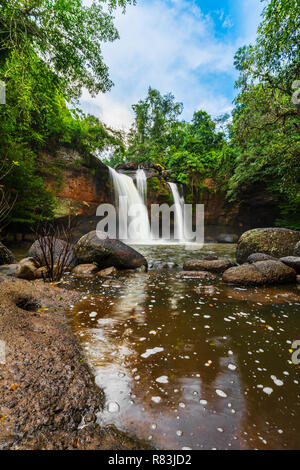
[66,243,300,450]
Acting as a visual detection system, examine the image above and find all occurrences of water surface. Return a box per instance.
[67,244,300,450]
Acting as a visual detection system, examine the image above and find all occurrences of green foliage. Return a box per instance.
[0,0,135,98]
[0,0,130,225]
[126,87,183,164]
[228,0,300,228]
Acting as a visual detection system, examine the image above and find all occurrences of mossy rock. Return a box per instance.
[147,177,173,205]
[0,242,16,265]
[236,228,300,264]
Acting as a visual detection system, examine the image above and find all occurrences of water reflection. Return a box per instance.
[68,244,300,450]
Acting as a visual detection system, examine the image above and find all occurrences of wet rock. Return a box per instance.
[247,253,278,263]
[161,262,178,269]
[203,255,219,261]
[294,241,300,256]
[16,260,37,280]
[216,233,238,244]
[223,260,296,286]
[178,271,216,280]
[97,266,118,277]
[116,162,138,171]
[0,264,18,276]
[194,285,217,295]
[216,287,300,304]
[74,231,147,270]
[236,228,300,264]
[28,238,77,267]
[280,256,300,274]
[72,264,99,277]
[183,259,232,274]
[297,275,300,284]
[0,242,16,265]
[19,257,39,267]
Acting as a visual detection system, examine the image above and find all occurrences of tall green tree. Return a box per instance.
[127,87,183,163]
[0,0,132,224]
[229,0,300,228]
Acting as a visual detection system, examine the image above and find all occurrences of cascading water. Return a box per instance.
[108,167,152,243]
[168,182,187,242]
[136,169,147,203]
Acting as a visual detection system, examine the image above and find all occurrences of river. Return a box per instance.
[64,243,300,450]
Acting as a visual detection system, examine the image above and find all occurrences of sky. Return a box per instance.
[80,0,264,130]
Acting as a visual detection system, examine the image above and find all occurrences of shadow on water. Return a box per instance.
[65,244,300,450]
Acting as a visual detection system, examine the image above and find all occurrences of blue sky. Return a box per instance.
[80,0,264,129]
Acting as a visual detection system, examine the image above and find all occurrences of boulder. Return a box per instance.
[194,285,217,295]
[280,257,300,274]
[223,260,296,286]
[97,266,118,277]
[294,241,300,257]
[183,259,232,274]
[19,257,39,267]
[72,264,98,277]
[74,231,147,270]
[16,260,37,280]
[178,271,216,280]
[28,238,77,267]
[161,262,178,269]
[116,162,138,171]
[236,228,300,264]
[216,233,238,244]
[0,264,18,276]
[0,242,16,265]
[247,253,278,263]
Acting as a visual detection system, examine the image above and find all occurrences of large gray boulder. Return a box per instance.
[280,257,300,274]
[183,259,232,274]
[236,228,300,264]
[28,237,77,267]
[223,260,296,286]
[0,242,16,265]
[74,231,147,270]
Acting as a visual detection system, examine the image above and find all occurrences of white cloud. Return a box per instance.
[80,0,262,129]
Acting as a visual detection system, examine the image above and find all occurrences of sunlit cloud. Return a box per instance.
[80,0,263,130]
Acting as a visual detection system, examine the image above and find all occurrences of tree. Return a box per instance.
[0,0,135,98]
[127,87,183,163]
[229,0,300,228]
[0,0,132,224]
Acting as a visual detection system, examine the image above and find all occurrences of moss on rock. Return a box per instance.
[236,228,300,264]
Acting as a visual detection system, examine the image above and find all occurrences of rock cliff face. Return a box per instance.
[2,155,280,243]
[46,149,114,218]
[184,180,280,240]
[45,159,281,241]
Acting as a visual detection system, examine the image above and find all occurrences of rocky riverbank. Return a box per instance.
[0,275,149,450]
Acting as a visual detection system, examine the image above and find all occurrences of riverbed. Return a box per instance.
[64,244,300,450]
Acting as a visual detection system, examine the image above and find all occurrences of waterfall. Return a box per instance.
[136,168,147,203]
[108,167,152,243]
[168,182,186,242]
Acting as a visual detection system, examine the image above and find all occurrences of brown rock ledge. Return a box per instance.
[0,275,149,450]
